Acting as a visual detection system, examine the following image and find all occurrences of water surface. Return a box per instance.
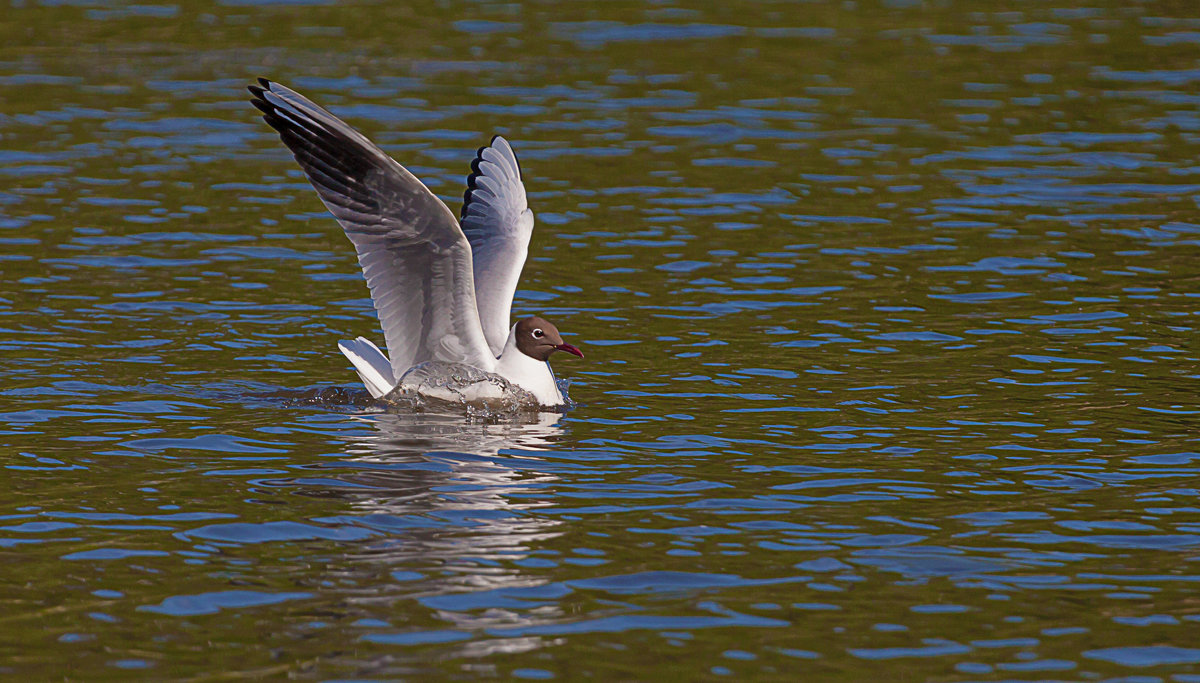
[2,0,1200,679]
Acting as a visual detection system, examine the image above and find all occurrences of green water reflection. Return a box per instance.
[1,0,1199,679]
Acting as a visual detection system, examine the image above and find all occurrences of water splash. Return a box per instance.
[381,361,550,417]
[278,385,376,410]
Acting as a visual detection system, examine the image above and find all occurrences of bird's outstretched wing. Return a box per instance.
[460,136,535,356]
[248,78,495,376]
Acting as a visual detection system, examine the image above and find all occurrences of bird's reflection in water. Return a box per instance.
[279,411,567,599]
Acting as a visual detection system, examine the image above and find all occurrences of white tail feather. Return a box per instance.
[338,337,396,398]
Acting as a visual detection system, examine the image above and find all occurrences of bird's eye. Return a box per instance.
[532,328,544,339]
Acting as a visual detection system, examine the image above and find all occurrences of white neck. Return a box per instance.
[494,324,564,406]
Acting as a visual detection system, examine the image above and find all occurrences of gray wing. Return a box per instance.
[460,136,535,357]
[248,78,495,376]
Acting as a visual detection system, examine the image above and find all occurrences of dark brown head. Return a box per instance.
[514,316,584,362]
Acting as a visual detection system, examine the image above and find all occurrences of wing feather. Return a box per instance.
[459,136,535,356]
[248,78,495,377]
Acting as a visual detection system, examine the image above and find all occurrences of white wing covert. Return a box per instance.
[248,79,495,377]
[460,136,535,357]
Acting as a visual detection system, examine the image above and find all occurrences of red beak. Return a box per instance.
[555,343,584,358]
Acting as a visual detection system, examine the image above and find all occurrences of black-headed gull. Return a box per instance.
[248,79,583,407]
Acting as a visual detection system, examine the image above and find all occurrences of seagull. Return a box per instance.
[247,79,583,407]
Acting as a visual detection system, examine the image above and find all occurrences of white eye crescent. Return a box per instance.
[532,328,544,339]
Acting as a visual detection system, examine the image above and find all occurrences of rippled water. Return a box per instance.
[3,0,1200,679]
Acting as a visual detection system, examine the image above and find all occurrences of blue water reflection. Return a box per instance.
[3,0,1200,679]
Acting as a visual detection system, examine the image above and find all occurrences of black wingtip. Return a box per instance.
[250,98,272,116]
[460,143,490,220]
[248,78,271,100]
